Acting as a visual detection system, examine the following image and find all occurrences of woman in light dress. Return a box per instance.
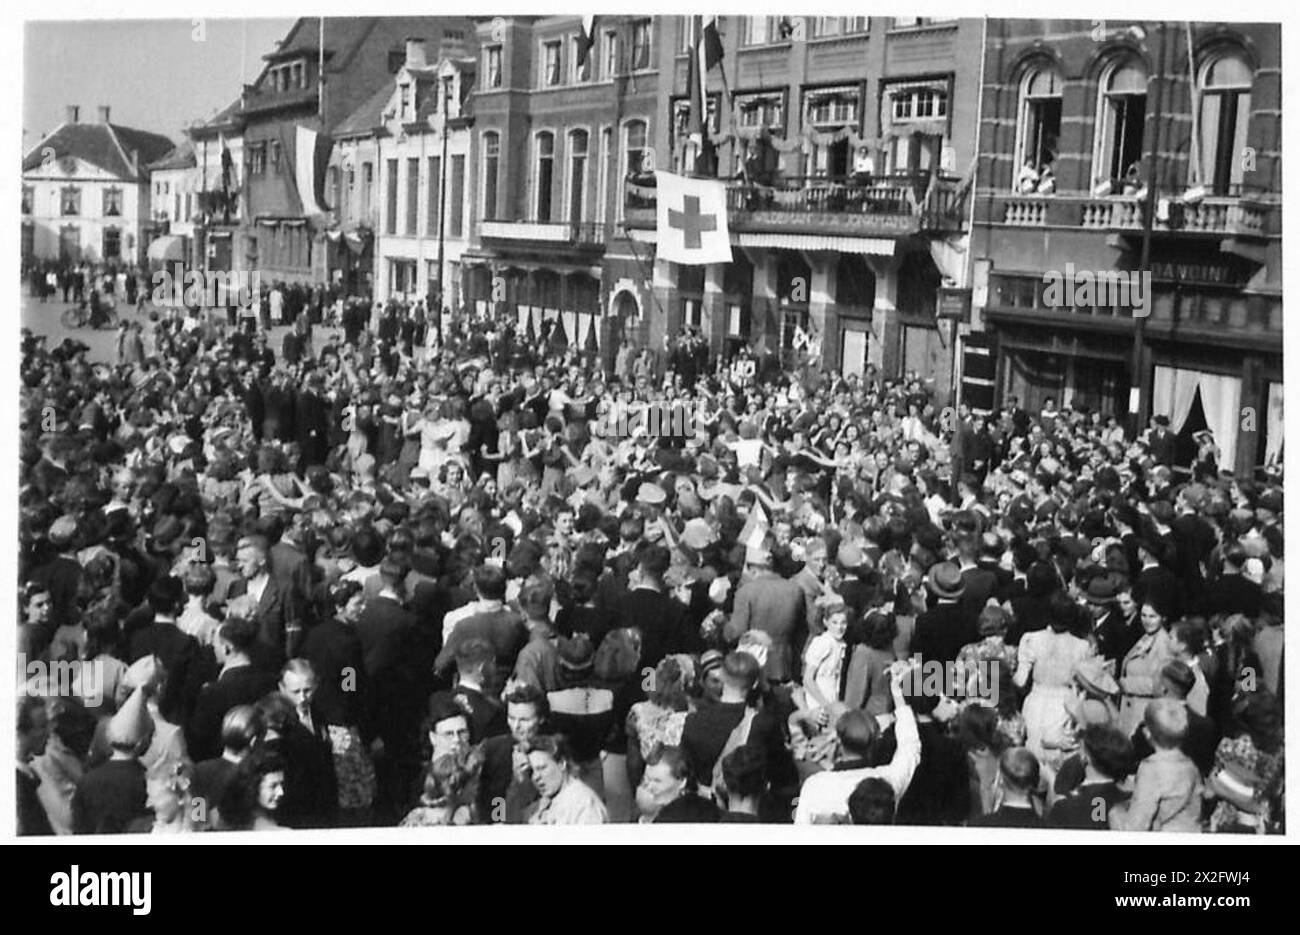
[1014,611,1096,760]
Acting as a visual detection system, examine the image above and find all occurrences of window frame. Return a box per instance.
[542,40,562,87]
[481,131,500,221]
[630,20,653,70]
[102,186,123,218]
[485,45,503,88]
[534,130,556,221]
[60,185,81,216]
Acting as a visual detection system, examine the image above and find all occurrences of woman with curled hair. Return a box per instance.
[626,654,695,789]
[219,745,288,831]
[522,734,608,825]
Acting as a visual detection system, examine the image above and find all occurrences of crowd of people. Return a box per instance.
[16,293,1285,834]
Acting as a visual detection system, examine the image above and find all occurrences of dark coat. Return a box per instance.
[186,663,279,762]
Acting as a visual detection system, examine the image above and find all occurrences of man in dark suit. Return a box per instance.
[1147,415,1178,467]
[911,563,976,667]
[294,373,331,469]
[128,576,208,726]
[1134,538,1184,621]
[32,515,83,633]
[621,545,703,673]
[273,660,339,829]
[1202,545,1263,620]
[958,533,1002,622]
[355,559,424,820]
[186,617,278,762]
[448,638,507,743]
[227,535,303,671]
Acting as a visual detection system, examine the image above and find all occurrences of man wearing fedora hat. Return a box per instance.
[912,562,976,667]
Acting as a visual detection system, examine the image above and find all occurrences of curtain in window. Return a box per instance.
[1152,365,1242,467]
[1265,381,1283,466]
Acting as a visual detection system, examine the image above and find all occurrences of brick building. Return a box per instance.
[967,19,1282,474]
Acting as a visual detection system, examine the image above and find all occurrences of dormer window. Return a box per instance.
[399,83,412,120]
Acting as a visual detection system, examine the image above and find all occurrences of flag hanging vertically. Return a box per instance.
[576,15,598,68]
[685,16,725,176]
[655,170,731,265]
[294,125,333,216]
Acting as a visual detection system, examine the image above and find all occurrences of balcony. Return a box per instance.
[989,192,1275,238]
[478,219,605,249]
[623,173,968,238]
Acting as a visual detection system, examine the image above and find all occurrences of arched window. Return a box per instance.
[568,129,589,225]
[1199,50,1253,195]
[1094,58,1147,189]
[1016,63,1063,186]
[534,131,555,221]
[482,132,500,221]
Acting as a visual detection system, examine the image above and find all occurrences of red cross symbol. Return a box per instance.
[668,194,717,249]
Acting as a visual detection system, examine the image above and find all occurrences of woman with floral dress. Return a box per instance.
[1207,692,1285,834]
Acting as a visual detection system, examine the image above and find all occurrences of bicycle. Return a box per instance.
[60,303,120,330]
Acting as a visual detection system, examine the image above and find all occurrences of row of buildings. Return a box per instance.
[22,16,1281,473]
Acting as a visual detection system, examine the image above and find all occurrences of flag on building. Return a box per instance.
[576,16,598,68]
[655,170,731,265]
[685,16,725,176]
[294,125,333,216]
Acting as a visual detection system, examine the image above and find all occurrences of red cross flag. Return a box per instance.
[655,170,732,266]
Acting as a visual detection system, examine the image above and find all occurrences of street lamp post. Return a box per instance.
[435,76,452,331]
[1131,23,1167,436]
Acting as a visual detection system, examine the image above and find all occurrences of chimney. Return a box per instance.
[404,37,427,69]
[65,105,80,124]
[98,105,111,124]
[438,35,466,61]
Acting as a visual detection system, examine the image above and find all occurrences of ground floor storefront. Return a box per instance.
[986,317,1282,476]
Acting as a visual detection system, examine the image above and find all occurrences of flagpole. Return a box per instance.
[318,17,326,121]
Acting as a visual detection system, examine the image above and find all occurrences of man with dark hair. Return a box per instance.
[1047,725,1133,830]
[186,616,278,762]
[450,638,507,743]
[848,777,896,825]
[719,746,767,822]
[127,575,206,724]
[1203,545,1263,619]
[614,544,695,673]
[478,684,549,823]
[436,564,526,679]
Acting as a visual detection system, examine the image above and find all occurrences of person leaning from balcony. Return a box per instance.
[1017,160,1040,194]
[1035,160,1057,195]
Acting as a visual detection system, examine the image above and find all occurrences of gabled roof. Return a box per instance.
[190,98,245,138]
[333,82,392,140]
[22,121,174,181]
[148,139,197,171]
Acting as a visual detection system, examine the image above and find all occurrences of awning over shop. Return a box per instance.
[147,235,185,264]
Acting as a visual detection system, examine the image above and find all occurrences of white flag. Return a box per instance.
[655,170,731,265]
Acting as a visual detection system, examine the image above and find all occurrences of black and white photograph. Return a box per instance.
[10,5,1291,853]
